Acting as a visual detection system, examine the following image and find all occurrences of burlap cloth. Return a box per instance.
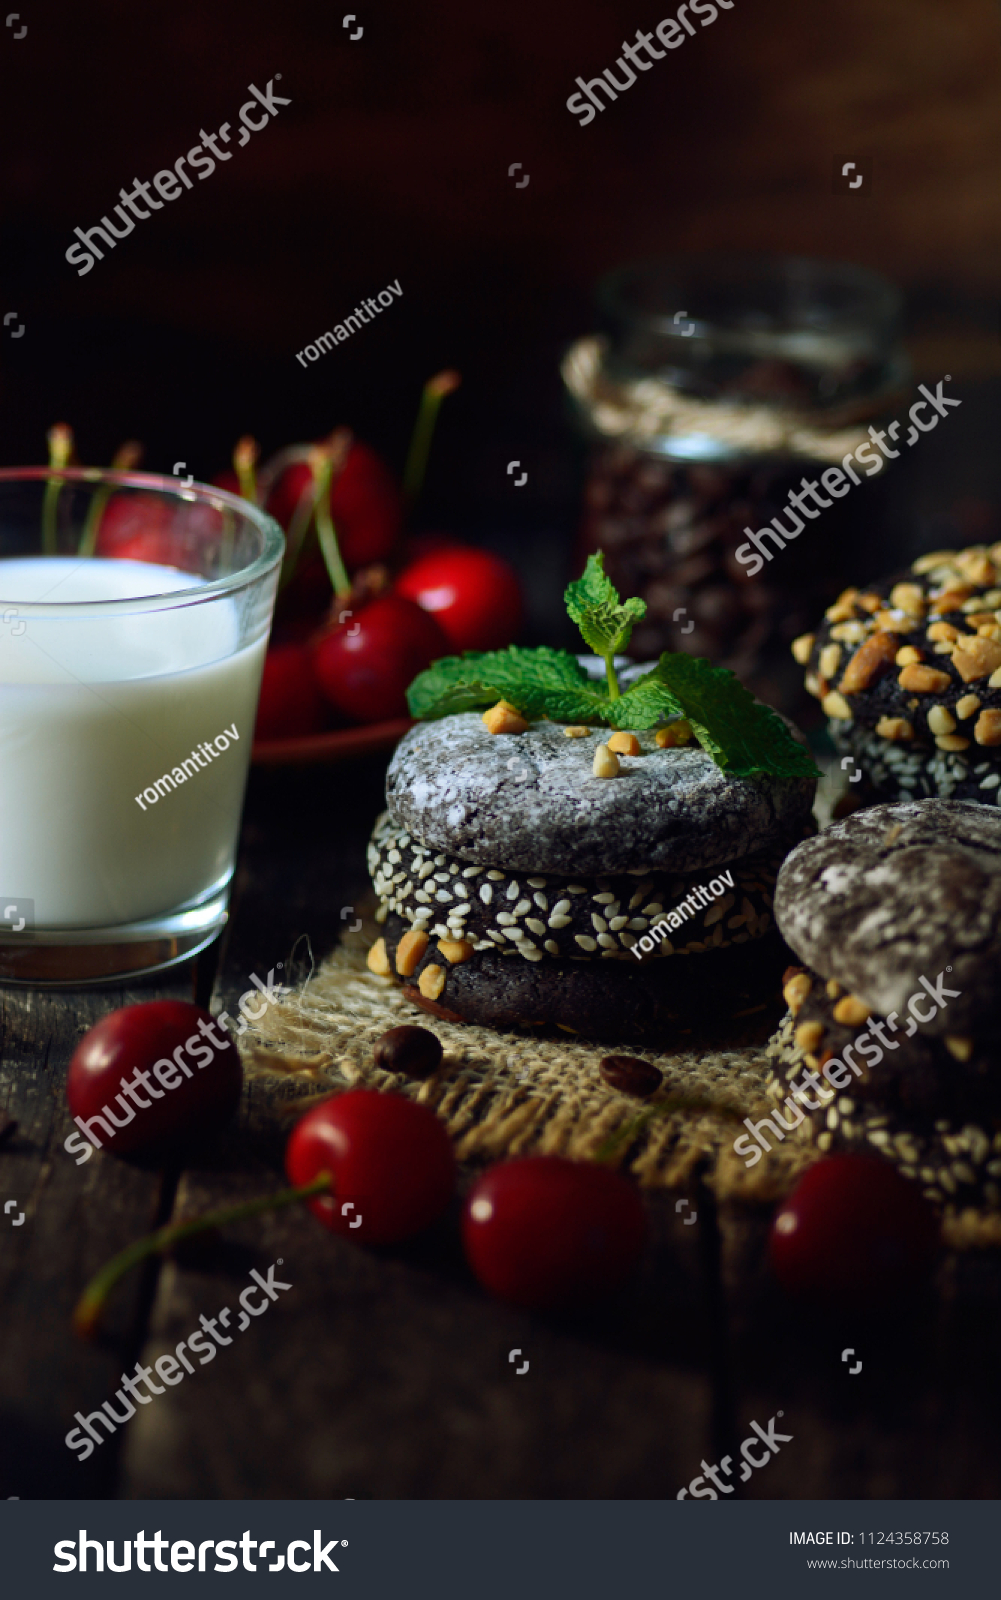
[236,903,1000,1253]
[238,904,817,1204]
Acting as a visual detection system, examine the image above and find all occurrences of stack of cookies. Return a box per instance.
[762,799,1001,1214]
[792,543,1001,805]
[365,712,816,1045]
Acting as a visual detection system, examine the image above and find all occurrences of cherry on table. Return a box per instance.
[769,1153,939,1304]
[66,1001,242,1158]
[284,1088,456,1245]
[462,1156,647,1309]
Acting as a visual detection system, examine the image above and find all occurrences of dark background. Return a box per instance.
[2,0,1001,640]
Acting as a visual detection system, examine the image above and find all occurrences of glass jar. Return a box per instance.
[563,254,909,716]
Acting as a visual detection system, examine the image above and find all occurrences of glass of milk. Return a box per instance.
[0,467,284,985]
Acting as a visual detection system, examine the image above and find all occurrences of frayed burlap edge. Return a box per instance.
[236,913,820,1202]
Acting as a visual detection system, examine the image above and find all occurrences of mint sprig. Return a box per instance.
[405,556,819,781]
[564,551,646,699]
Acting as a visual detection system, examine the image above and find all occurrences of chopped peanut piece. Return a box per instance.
[418,964,446,1000]
[952,636,1001,682]
[483,700,528,734]
[804,673,823,699]
[929,589,975,615]
[912,550,956,573]
[656,721,693,747]
[833,994,870,1026]
[944,1036,973,1062]
[964,613,997,629]
[396,928,430,977]
[821,691,852,720]
[794,1021,824,1052]
[783,973,812,1014]
[826,600,859,623]
[955,694,981,719]
[839,631,897,693]
[977,623,1001,641]
[607,731,641,757]
[856,592,883,613]
[563,725,591,738]
[890,582,925,616]
[791,633,815,664]
[895,645,922,665]
[826,979,842,999]
[989,667,1001,689]
[366,938,392,977]
[927,621,960,642]
[876,716,914,741]
[438,938,474,965]
[953,551,995,586]
[974,709,1001,746]
[898,663,952,694]
[818,643,842,680]
[926,705,956,736]
[593,743,620,778]
[830,621,868,643]
[935,734,970,752]
[872,611,915,634]
[932,641,955,655]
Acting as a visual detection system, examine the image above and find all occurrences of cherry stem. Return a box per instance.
[77,440,143,558]
[402,369,460,517]
[42,422,75,555]
[592,1091,746,1165]
[233,435,259,503]
[309,431,353,602]
[72,1172,333,1342]
[279,428,352,596]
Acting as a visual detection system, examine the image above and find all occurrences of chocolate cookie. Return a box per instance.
[367,811,802,962]
[384,714,815,877]
[792,545,1001,803]
[375,912,791,1046]
[764,971,1001,1124]
[774,800,1001,1038]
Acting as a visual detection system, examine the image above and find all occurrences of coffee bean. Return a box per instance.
[599,1055,663,1098]
[373,1024,444,1078]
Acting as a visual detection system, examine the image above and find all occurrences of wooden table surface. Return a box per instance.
[2,751,999,1502]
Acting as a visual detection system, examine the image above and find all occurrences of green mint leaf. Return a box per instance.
[407,646,608,723]
[639,654,820,778]
[564,552,646,659]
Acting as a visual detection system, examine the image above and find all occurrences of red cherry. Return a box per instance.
[266,442,401,572]
[94,493,222,569]
[66,1002,242,1158]
[284,1089,456,1245]
[770,1154,938,1304]
[254,641,329,741]
[311,593,448,723]
[395,546,523,652]
[462,1156,647,1309]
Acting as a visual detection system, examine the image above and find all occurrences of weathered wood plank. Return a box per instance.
[0,974,193,1499]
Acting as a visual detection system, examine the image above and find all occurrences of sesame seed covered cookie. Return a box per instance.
[367,811,807,962]
[374,911,791,1046]
[792,545,1001,803]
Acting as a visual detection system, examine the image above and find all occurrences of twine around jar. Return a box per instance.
[562,336,902,466]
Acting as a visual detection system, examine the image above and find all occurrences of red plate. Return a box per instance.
[251,718,413,767]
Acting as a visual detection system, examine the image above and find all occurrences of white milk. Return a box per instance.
[0,558,266,928]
